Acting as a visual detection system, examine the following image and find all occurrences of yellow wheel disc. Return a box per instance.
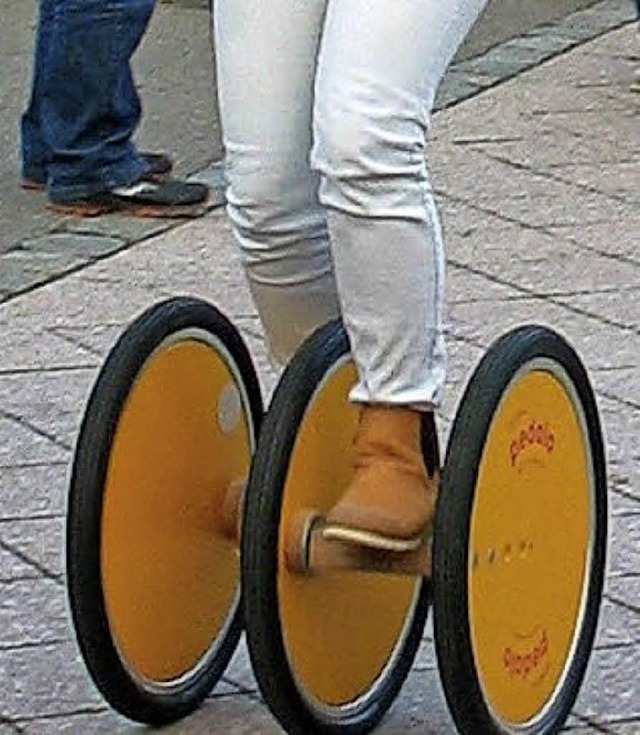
[101,330,252,687]
[469,362,593,727]
[278,358,421,708]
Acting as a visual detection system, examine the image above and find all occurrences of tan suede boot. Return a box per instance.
[322,405,437,552]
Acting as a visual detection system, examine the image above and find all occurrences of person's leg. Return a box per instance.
[21,4,171,194]
[40,0,205,216]
[214,0,341,363]
[42,0,154,201]
[314,0,488,549]
[21,0,55,186]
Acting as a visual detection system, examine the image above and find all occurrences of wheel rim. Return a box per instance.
[101,328,253,691]
[468,358,594,729]
[278,357,422,715]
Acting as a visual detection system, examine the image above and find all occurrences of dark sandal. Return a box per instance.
[21,151,174,192]
[48,176,209,219]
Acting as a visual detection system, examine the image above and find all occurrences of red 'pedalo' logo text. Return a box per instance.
[510,421,555,466]
[503,629,549,679]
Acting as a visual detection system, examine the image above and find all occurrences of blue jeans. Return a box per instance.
[21,0,156,202]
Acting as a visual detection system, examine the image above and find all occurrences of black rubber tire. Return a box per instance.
[67,297,262,725]
[433,325,607,735]
[242,320,437,735]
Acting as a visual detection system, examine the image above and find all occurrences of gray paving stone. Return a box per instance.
[448,297,639,369]
[462,239,637,299]
[542,101,639,149]
[442,207,587,272]
[611,489,640,516]
[15,694,271,734]
[382,667,456,733]
[454,40,553,80]
[0,641,103,719]
[48,324,129,358]
[574,644,640,721]
[1,217,256,329]
[435,71,485,110]
[555,289,640,334]
[500,189,633,231]
[591,366,640,406]
[438,378,466,424]
[437,162,554,217]
[0,463,67,520]
[608,461,640,502]
[0,251,83,298]
[0,577,69,647]
[17,710,137,735]
[549,161,640,204]
[58,215,172,245]
[0,370,96,427]
[222,638,257,693]
[598,398,640,470]
[447,266,521,304]
[606,576,640,611]
[437,159,635,232]
[0,270,173,328]
[412,637,438,672]
[445,336,485,387]
[606,721,640,733]
[13,682,246,735]
[21,275,170,328]
[0,517,64,580]
[145,695,280,735]
[503,29,581,58]
[0,417,68,467]
[0,545,42,583]
[17,233,126,260]
[595,598,640,649]
[81,215,257,319]
[0,324,97,373]
[469,115,637,171]
[30,410,82,451]
[608,516,640,578]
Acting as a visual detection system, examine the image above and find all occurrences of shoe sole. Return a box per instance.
[22,172,170,196]
[20,179,45,192]
[47,195,210,219]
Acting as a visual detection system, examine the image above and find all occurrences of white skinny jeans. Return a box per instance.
[214,0,487,408]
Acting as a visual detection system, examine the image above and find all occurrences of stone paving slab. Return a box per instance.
[0,545,42,584]
[574,645,640,722]
[607,576,640,611]
[0,464,67,520]
[0,518,64,582]
[0,18,638,735]
[0,416,68,467]
[0,577,67,648]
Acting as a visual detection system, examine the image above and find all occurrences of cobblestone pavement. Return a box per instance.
[0,18,639,735]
